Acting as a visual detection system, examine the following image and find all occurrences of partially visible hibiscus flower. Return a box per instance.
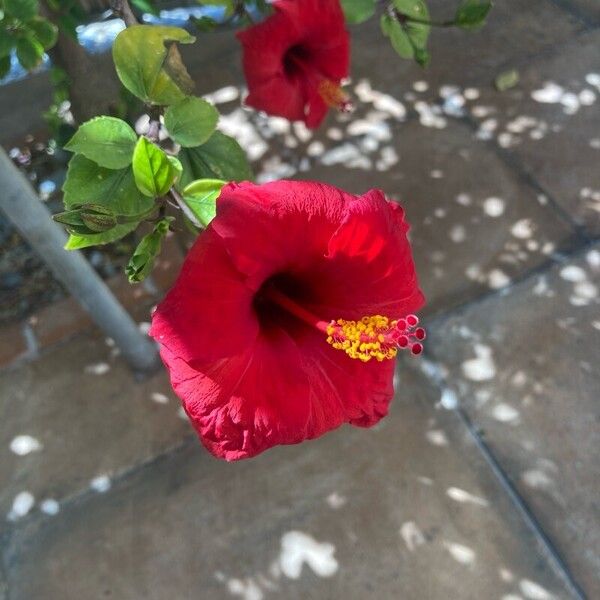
[236,0,351,129]
[150,180,425,461]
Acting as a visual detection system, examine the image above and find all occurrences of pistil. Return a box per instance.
[264,288,425,362]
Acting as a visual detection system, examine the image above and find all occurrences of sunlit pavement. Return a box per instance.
[1,1,599,598]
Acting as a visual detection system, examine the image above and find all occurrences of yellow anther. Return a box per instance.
[318,80,354,112]
[325,315,399,362]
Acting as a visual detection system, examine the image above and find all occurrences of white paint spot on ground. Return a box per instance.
[279,531,338,579]
[10,435,42,456]
[519,579,553,600]
[40,498,60,516]
[488,269,511,290]
[464,87,480,100]
[502,595,524,600]
[456,193,472,206]
[492,403,520,423]
[84,362,110,375]
[521,469,554,490]
[138,321,151,335]
[511,219,534,239]
[151,392,169,404]
[414,101,447,128]
[446,487,489,506]
[444,542,476,565]
[462,344,496,381]
[413,80,428,92]
[483,197,505,217]
[531,82,564,104]
[90,474,112,493]
[204,85,239,104]
[559,265,586,282]
[426,429,448,446]
[560,92,580,114]
[400,521,426,551]
[226,578,264,600]
[499,567,515,582]
[579,89,596,105]
[440,388,458,410]
[573,281,597,302]
[449,224,466,243]
[586,73,600,87]
[586,249,600,268]
[372,94,407,120]
[326,492,347,509]
[7,491,35,521]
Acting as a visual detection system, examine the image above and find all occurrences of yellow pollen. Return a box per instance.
[318,80,354,113]
[326,315,398,362]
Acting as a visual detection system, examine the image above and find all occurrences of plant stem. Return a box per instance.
[169,189,202,229]
[393,8,455,28]
[110,0,138,27]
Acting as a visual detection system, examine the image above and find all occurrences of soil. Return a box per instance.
[0,136,135,325]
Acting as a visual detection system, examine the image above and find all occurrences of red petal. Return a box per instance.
[150,227,258,365]
[308,189,425,320]
[211,180,349,289]
[159,328,311,461]
[298,328,396,430]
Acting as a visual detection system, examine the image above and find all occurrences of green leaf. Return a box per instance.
[65,116,138,169]
[132,137,182,197]
[5,0,38,21]
[126,218,172,283]
[130,0,159,16]
[0,26,16,58]
[340,0,376,24]
[495,68,519,92]
[0,55,10,80]
[179,131,253,187]
[392,0,429,20]
[181,178,225,228]
[455,0,492,30]
[26,17,58,50]
[63,154,154,216]
[381,4,430,65]
[190,16,218,32]
[65,222,137,250]
[164,97,219,148]
[16,35,44,71]
[112,25,196,105]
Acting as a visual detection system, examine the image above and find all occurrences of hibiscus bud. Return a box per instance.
[126,218,172,283]
[53,204,117,235]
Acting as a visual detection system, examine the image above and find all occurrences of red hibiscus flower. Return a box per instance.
[236,0,351,129]
[150,180,425,461]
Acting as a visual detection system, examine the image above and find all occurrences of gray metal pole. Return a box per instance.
[0,146,159,373]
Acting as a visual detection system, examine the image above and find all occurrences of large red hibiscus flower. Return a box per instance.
[236,0,351,129]
[150,180,425,461]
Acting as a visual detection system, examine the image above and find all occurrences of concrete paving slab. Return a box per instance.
[554,0,600,24]
[466,29,600,234]
[426,244,600,597]
[350,0,584,96]
[0,330,191,528]
[4,367,573,600]
[283,117,577,314]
